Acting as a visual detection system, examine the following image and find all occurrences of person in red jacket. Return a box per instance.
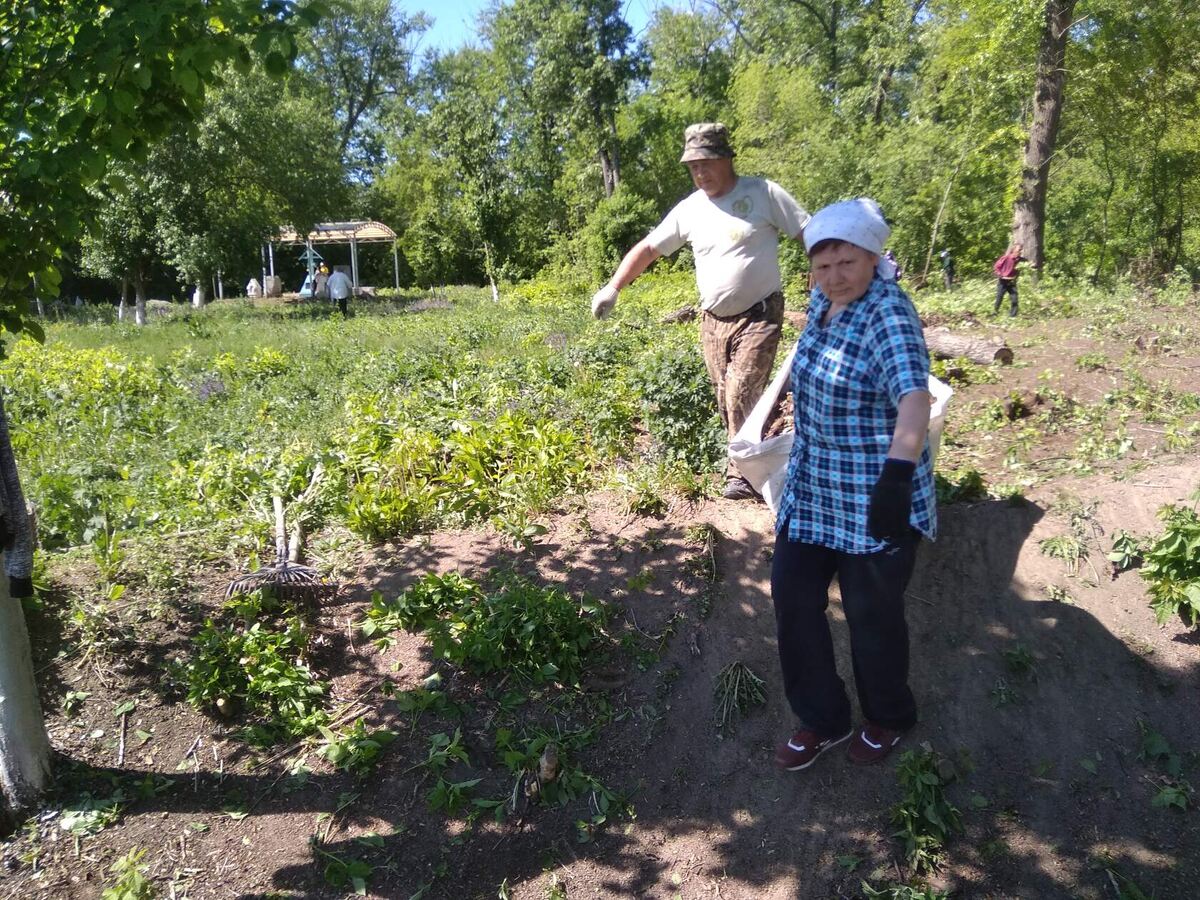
[993,243,1026,317]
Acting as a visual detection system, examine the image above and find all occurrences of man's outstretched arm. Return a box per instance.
[592,239,662,318]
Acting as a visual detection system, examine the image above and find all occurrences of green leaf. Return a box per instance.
[175,66,199,95]
[264,51,288,76]
[112,89,136,115]
[836,853,861,872]
[113,699,137,717]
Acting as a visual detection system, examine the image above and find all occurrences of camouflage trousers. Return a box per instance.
[700,291,784,479]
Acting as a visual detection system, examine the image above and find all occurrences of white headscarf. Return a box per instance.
[803,198,897,280]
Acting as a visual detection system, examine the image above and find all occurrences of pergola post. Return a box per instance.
[393,242,400,289]
[350,236,359,291]
[268,243,275,277]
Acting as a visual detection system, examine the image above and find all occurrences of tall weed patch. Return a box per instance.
[632,339,725,472]
[2,278,719,561]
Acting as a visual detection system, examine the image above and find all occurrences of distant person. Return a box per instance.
[590,122,810,501]
[992,243,1026,317]
[939,249,955,290]
[327,268,352,315]
[771,198,934,772]
[882,248,901,280]
[315,262,330,300]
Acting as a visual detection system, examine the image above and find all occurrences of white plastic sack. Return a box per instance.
[727,344,799,514]
[728,350,953,515]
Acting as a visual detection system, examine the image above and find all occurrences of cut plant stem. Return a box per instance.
[714,661,766,732]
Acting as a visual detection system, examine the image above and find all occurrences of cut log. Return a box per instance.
[925,327,1013,365]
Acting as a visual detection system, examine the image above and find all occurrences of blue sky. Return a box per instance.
[413,0,664,53]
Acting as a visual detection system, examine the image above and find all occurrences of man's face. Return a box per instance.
[810,242,878,306]
[685,157,736,198]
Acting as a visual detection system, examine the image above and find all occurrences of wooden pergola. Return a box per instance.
[268,220,400,291]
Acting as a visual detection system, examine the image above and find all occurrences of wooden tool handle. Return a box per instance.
[273,496,287,562]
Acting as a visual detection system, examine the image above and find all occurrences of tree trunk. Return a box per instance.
[1011,0,1078,278]
[922,142,970,282]
[133,269,147,327]
[0,568,52,829]
[482,243,500,303]
[118,278,129,322]
[598,145,619,198]
[1089,135,1116,285]
[925,327,1014,365]
[192,283,207,308]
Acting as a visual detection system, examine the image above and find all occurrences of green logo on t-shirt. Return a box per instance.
[732,196,753,217]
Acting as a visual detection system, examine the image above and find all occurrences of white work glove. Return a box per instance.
[591,284,618,319]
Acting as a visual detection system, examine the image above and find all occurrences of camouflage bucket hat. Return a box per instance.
[680,122,735,163]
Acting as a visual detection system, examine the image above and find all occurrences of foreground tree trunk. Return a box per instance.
[0,565,52,829]
[1011,0,1078,277]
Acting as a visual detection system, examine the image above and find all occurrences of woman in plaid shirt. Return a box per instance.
[772,199,936,771]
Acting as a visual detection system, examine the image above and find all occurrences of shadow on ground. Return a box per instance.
[20,490,1200,899]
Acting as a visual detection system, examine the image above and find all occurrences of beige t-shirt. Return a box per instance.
[646,177,809,316]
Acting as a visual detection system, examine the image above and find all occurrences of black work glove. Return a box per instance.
[868,458,915,543]
[9,576,32,599]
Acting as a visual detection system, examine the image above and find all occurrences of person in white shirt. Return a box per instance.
[326,269,353,316]
[591,123,810,500]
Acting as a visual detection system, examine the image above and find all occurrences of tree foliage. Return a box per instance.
[14,0,1200,302]
[1,0,321,339]
[298,0,430,176]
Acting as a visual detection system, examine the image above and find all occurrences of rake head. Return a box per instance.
[225,560,336,605]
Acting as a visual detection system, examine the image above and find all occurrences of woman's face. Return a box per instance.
[810,243,878,305]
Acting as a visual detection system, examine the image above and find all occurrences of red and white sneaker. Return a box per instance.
[774,727,853,771]
[846,722,908,765]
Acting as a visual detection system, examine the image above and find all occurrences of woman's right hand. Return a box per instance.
[868,458,915,542]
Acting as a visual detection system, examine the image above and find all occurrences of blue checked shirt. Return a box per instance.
[776,276,936,553]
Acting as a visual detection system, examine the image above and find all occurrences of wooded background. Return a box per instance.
[4,0,1200,318]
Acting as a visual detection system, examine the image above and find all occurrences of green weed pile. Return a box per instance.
[1141,499,1200,629]
[171,591,328,746]
[361,571,610,686]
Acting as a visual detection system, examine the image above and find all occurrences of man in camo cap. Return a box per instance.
[591,123,810,500]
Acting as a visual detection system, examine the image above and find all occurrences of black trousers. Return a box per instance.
[994,278,1018,316]
[770,529,920,736]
